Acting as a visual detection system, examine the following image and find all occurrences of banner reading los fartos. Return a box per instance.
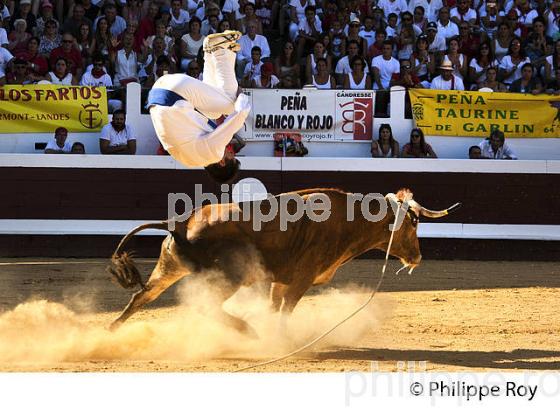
[0,85,108,133]
[409,89,560,138]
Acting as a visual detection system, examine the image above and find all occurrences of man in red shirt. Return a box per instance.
[49,32,83,78]
[390,59,422,88]
[135,2,159,49]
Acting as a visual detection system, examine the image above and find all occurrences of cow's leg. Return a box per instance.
[276,277,314,336]
[269,282,287,312]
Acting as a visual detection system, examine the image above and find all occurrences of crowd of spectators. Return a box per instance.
[1,0,560,94]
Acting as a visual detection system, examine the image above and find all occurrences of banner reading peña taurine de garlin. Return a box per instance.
[409,88,560,138]
[0,85,108,133]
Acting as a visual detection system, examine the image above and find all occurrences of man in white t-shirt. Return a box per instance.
[430,59,465,90]
[0,45,13,84]
[371,40,400,90]
[335,40,369,84]
[99,109,137,155]
[45,127,72,154]
[436,7,459,40]
[377,0,408,20]
[450,0,478,28]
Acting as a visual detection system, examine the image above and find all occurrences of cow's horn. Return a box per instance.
[420,202,462,218]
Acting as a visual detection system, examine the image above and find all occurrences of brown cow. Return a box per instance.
[108,188,460,335]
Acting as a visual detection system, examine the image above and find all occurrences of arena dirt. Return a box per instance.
[0,259,558,372]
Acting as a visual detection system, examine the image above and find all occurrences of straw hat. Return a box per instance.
[439,60,454,71]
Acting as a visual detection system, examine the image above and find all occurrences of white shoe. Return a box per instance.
[203,30,242,53]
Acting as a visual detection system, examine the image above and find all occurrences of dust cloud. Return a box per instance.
[0,274,393,365]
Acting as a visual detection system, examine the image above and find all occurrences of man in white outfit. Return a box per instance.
[147,30,251,183]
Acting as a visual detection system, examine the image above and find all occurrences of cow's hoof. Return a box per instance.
[108,321,121,332]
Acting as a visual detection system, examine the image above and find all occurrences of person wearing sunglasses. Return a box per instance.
[402,128,437,158]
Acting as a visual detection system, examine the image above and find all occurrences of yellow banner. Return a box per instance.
[409,89,560,138]
[0,85,108,133]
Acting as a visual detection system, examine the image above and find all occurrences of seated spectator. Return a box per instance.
[457,22,480,61]
[38,18,61,58]
[123,0,142,24]
[255,0,276,31]
[498,37,531,87]
[544,40,560,83]
[547,0,560,40]
[76,22,94,65]
[278,74,297,89]
[186,59,202,80]
[545,67,560,95]
[237,20,271,73]
[16,36,48,78]
[430,59,465,90]
[329,19,347,60]
[237,2,263,34]
[62,3,92,39]
[425,22,446,59]
[99,109,137,155]
[201,10,221,36]
[7,19,31,55]
[371,123,399,158]
[241,46,263,88]
[71,142,86,154]
[146,20,175,55]
[45,127,71,154]
[91,17,113,58]
[468,145,483,159]
[343,56,371,89]
[0,45,13,85]
[295,6,322,59]
[47,57,77,85]
[81,54,123,113]
[305,40,331,84]
[479,2,501,41]
[436,7,459,41]
[396,24,416,61]
[251,61,280,88]
[469,40,498,87]
[0,15,7,47]
[371,40,400,90]
[180,17,204,71]
[136,2,159,47]
[110,32,139,87]
[477,66,507,92]
[390,58,422,88]
[366,29,386,59]
[336,40,369,84]
[523,17,551,73]
[308,57,336,89]
[169,0,190,37]
[6,58,34,84]
[50,32,84,78]
[509,63,543,94]
[385,13,399,39]
[34,0,57,37]
[478,129,517,159]
[402,128,437,158]
[411,34,435,83]
[359,15,377,50]
[81,0,101,23]
[288,0,316,41]
[514,0,538,37]
[9,0,36,34]
[450,0,477,30]
[445,36,467,80]
[346,17,367,57]
[412,5,428,33]
[143,55,174,88]
[274,40,300,87]
[95,3,127,38]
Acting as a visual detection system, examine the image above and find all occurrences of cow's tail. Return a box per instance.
[108,222,172,290]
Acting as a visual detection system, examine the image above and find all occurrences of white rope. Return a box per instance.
[234,203,404,372]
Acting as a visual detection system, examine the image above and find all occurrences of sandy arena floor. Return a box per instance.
[0,258,558,372]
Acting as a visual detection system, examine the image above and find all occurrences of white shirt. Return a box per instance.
[170,9,190,30]
[479,139,517,159]
[48,71,73,85]
[371,55,400,89]
[335,55,370,75]
[408,0,443,22]
[437,20,459,40]
[547,9,560,38]
[378,0,409,20]
[297,17,322,37]
[428,33,447,52]
[100,123,136,146]
[45,139,72,153]
[359,29,376,49]
[254,74,280,88]
[243,60,263,78]
[469,58,498,83]
[94,15,127,37]
[238,34,271,60]
[430,74,465,90]
[0,47,14,77]
[450,7,478,23]
[114,49,138,84]
[288,0,315,23]
[80,71,113,87]
[499,55,531,84]
[0,27,7,46]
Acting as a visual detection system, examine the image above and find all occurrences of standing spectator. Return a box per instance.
[180,17,205,71]
[238,20,271,70]
[110,32,139,86]
[436,7,459,41]
[402,128,437,158]
[44,127,71,154]
[61,3,92,39]
[445,36,467,80]
[430,59,465,90]
[308,57,336,89]
[478,129,517,159]
[46,56,77,85]
[240,45,262,87]
[7,19,31,55]
[343,55,371,89]
[469,41,498,87]
[509,63,543,94]
[371,40,400,90]
[50,32,84,79]
[9,0,36,34]
[95,4,127,37]
[477,66,508,91]
[295,5,322,59]
[371,123,400,158]
[0,45,13,85]
[251,61,280,88]
[305,40,331,84]
[274,40,300,87]
[38,18,61,58]
[498,37,531,87]
[99,109,137,155]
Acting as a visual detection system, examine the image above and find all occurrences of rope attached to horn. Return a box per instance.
[233,201,406,373]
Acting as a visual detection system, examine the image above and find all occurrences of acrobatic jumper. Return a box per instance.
[146,30,250,183]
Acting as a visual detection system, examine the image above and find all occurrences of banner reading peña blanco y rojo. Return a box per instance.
[0,85,108,133]
[409,89,560,138]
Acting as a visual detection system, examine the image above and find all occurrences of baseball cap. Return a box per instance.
[41,0,54,8]
[350,17,361,25]
[426,21,437,31]
[20,0,32,5]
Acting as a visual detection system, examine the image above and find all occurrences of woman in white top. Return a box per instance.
[180,17,205,71]
[343,56,371,89]
[146,20,175,56]
[492,22,513,63]
[47,57,76,85]
[310,57,336,89]
[545,40,560,82]
[469,40,498,86]
[445,36,467,80]
[371,123,399,158]
[498,37,531,86]
[305,41,331,83]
